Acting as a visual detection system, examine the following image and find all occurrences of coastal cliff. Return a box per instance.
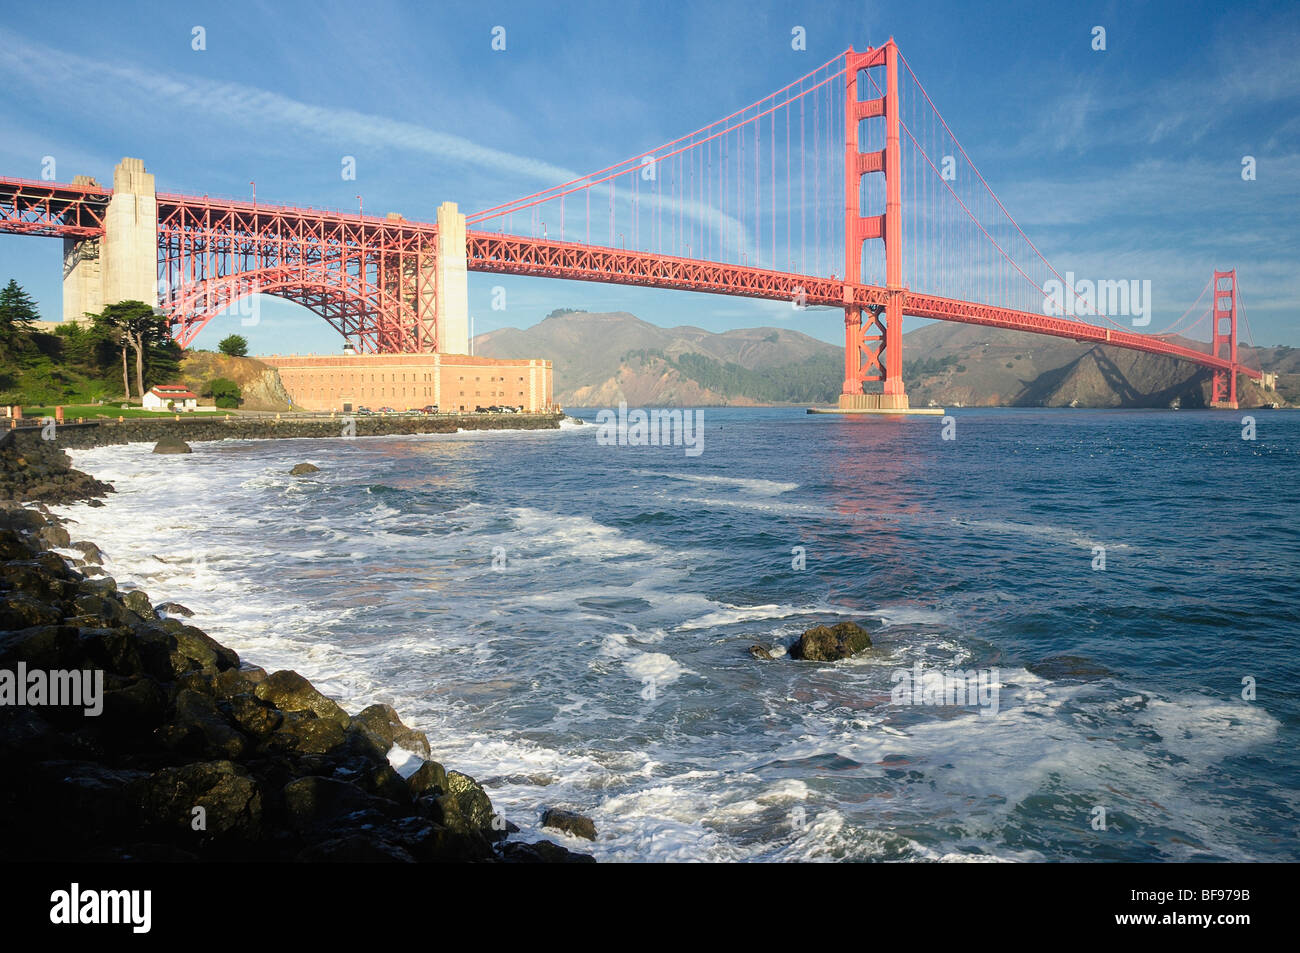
[0,437,591,862]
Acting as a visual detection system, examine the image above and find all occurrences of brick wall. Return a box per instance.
[261,353,554,413]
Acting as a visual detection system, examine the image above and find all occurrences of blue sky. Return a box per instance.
[1,0,1297,353]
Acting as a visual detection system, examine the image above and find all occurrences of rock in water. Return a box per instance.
[500,841,596,863]
[152,437,192,454]
[789,621,872,661]
[289,463,319,475]
[748,644,774,660]
[541,808,597,841]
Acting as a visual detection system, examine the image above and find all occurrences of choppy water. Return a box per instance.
[53,408,1300,861]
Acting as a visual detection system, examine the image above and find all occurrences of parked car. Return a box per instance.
[378,406,396,414]
[355,406,373,415]
[420,405,439,415]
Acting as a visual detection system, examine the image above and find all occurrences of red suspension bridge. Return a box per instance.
[0,39,1261,408]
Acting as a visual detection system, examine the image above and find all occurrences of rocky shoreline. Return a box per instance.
[3,411,566,453]
[0,436,593,862]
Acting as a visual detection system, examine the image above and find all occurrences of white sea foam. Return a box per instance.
[640,471,799,496]
[49,437,1288,863]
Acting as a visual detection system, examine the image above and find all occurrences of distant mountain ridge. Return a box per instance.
[473,310,1294,408]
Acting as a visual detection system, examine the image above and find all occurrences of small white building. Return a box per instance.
[144,384,199,411]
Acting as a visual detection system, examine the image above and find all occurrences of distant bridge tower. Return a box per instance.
[1210,269,1239,409]
[841,39,908,411]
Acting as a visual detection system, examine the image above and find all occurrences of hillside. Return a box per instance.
[180,352,294,411]
[473,310,1291,408]
[898,323,1284,409]
[474,310,839,405]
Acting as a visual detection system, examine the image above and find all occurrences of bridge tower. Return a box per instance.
[434,202,470,355]
[62,158,158,324]
[841,39,908,411]
[1210,269,1238,409]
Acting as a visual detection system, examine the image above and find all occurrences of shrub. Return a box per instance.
[208,377,242,408]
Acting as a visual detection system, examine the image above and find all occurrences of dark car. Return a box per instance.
[420,405,439,415]
[355,406,373,415]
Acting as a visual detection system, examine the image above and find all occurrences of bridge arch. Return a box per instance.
[162,265,432,354]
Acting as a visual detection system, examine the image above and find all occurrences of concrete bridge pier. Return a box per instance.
[434,201,469,354]
[62,157,157,326]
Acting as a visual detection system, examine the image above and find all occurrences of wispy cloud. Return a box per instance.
[0,28,579,189]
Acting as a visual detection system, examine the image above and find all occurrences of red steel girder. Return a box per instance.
[156,193,439,353]
[3,180,1262,384]
[464,232,1259,380]
[466,231,849,305]
[904,291,1261,378]
[0,176,109,238]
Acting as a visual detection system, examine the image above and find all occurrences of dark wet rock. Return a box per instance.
[227,692,284,739]
[155,601,194,618]
[38,523,71,549]
[32,761,149,836]
[255,670,349,728]
[1026,655,1119,682]
[152,436,192,454]
[71,592,132,626]
[0,441,112,505]
[420,770,497,839]
[408,759,449,798]
[121,589,156,620]
[296,833,416,863]
[282,776,394,833]
[541,807,598,841]
[749,644,774,660]
[0,481,567,863]
[135,620,239,681]
[0,624,83,671]
[265,710,348,755]
[789,621,873,661]
[204,667,262,700]
[100,677,168,732]
[0,591,63,629]
[367,764,413,805]
[289,463,320,475]
[70,541,105,564]
[79,575,117,596]
[351,702,431,760]
[77,626,146,677]
[138,761,262,839]
[500,840,597,863]
[157,689,250,760]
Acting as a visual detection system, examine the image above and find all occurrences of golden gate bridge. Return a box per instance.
[0,39,1261,409]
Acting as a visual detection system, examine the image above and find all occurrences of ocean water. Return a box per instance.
[52,407,1300,862]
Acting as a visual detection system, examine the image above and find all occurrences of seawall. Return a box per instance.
[4,412,564,451]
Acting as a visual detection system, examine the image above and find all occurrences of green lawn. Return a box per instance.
[22,404,202,420]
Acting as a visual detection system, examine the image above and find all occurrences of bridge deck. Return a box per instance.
[0,179,1261,381]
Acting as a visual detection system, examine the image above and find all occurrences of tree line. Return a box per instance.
[0,278,246,407]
